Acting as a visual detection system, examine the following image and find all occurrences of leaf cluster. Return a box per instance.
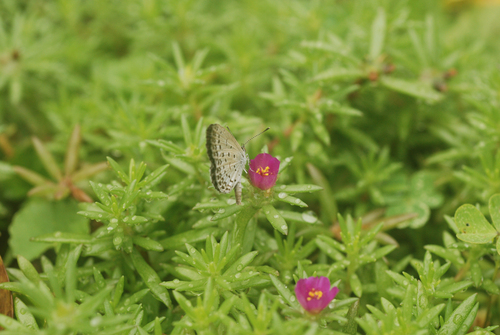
[1,0,500,334]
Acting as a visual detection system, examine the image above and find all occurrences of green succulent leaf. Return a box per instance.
[455,204,498,244]
[262,204,288,235]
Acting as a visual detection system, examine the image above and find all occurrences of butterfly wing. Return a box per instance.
[206,124,247,194]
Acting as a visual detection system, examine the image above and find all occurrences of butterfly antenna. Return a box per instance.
[242,127,270,148]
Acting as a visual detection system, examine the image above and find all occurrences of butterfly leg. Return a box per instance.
[235,181,242,205]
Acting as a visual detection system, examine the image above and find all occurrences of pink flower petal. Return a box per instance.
[294,276,339,314]
[249,153,280,190]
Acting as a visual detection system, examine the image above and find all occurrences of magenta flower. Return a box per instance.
[295,276,339,314]
[249,153,280,190]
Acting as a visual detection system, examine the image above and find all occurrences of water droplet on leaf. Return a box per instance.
[301,213,317,223]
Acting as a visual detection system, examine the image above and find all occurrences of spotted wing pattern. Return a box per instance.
[206,124,247,196]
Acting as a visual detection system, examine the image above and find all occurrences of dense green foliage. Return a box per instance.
[1,0,500,334]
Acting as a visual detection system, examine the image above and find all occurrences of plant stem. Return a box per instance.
[232,205,258,255]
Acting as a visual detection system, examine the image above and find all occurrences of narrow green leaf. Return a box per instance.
[181,114,192,146]
[146,139,185,154]
[386,270,410,287]
[335,105,364,117]
[32,137,62,181]
[435,262,452,281]
[482,279,500,295]
[141,164,169,187]
[372,245,397,261]
[141,191,168,200]
[64,125,81,176]
[164,157,196,175]
[77,210,113,222]
[425,15,436,64]
[89,181,111,206]
[223,251,258,276]
[161,279,206,292]
[160,228,219,249]
[350,273,362,297]
[172,291,195,319]
[172,42,185,71]
[12,166,50,186]
[416,281,428,316]
[278,210,320,224]
[10,76,22,105]
[230,276,270,290]
[71,162,108,183]
[192,48,209,71]
[357,314,379,334]
[306,163,337,224]
[470,262,482,287]
[17,256,41,284]
[310,116,330,146]
[194,117,204,148]
[359,223,383,247]
[290,125,303,152]
[224,271,260,284]
[112,276,125,308]
[210,205,244,221]
[14,298,38,330]
[132,236,164,252]
[274,184,322,193]
[32,232,93,244]
[402,284,415,323]
[311,68,364,82]
[262,205,288,235]
[488,194,500,232]
[193,201,230,210]
[437,294,477,335]
[130,249,172,308]
[0,313,28,331]
[269,275,300,308]
[417,303,445,328]
[366,305,385,322]
[276,194,308,207]
[434,291,453,299]
[457,302,479,335]
[123,215,148,225]
[78,290,112,319]
[184,244,209,271]
[380,77,443,102]
[342,299,359,334]
[438,281,473,295]
[65,245,83,303]
[408,27,428,67]
[106,157,129,183]
[317,235,346,252]
[424,245,464,266]
[315,237,346,261]
[369,8,386,60]
[278,156,294,173]
[82,237,113,256]
[175,267,204,281]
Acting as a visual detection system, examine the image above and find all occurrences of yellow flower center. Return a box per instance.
[256,166,271,176]
[306,288,323,301]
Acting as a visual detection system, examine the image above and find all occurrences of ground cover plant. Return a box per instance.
[1,0,500,334]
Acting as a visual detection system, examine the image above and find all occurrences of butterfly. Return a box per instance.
[206,124,269,205]
[206,124,248,205]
